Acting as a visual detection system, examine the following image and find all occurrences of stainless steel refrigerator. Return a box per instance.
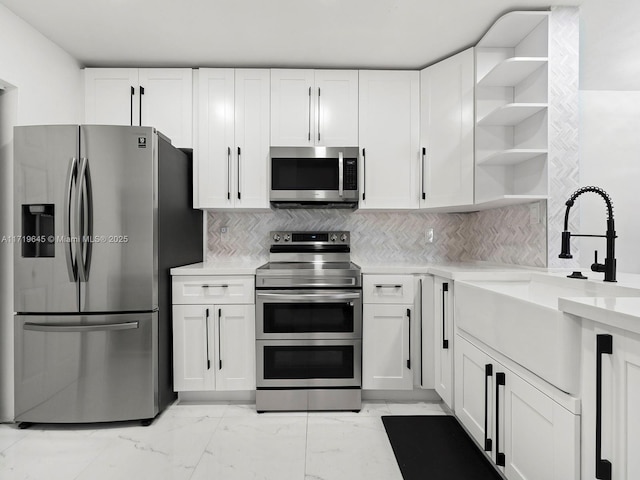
[13,125,202,425]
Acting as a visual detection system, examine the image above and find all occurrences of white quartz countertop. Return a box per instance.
[170,260,264,276]
[559,296,640,336]
[171,259,537,278]
[354,260,536,279]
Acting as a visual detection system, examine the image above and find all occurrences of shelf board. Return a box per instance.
[477,149,547,166]
[473,195,548,211]
[477,103,547,126]
[478,11,549,48]
[478,57,548,87]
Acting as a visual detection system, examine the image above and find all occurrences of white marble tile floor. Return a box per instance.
[0,401,447,480]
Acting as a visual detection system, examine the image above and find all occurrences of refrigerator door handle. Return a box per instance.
[76,157,94,282]
[64,157,78,282]
[23,321,139,333]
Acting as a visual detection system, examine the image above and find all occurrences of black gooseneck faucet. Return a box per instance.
[559,186,617,282]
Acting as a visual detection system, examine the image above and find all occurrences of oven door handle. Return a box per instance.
[256,292,361,301]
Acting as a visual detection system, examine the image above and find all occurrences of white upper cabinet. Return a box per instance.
[84,68,139,126]
[84,68,193,148]
[195,68,270,209]
[137,68,193,149]
[358,70,420,209]
[270,69,358,146]
[420,48,475,209]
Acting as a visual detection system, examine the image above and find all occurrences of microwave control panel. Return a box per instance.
[344,159,358,190]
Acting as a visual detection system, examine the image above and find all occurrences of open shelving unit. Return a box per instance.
[474,11,550,207]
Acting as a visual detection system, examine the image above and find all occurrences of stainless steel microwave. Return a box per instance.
[269,147,359,209]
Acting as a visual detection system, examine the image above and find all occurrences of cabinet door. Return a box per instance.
[314,70,359,146]
[455,335,494,455]
[501,368,579,480]
[434,278,454,408]
[420,48,474,208]
[358,70,419,209]
[172,305,215,391]
[362,304,413,390]
[215,305,256,391]
[138,68,193,147]
[234,69,270,209]
[271,69,315,146]
[84,68,138,126]
[613,332,640,480]
[195,68,235,208]
[583,326,640,480]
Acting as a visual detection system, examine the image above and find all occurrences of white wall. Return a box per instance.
[578,0,640,274]
[0,4,82,422]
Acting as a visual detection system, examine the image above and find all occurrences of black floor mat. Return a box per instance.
[382,415,502,480]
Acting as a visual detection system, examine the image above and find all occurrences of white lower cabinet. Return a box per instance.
[362,274,416,390]
[455,334,579,480]
[434,277,454,408]
[172,276,255,392]
[362,304,413,390]
[581,323,640,480]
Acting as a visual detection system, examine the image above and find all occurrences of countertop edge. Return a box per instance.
[559,297,640,336]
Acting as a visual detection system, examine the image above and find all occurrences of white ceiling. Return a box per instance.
[0,0,583,69]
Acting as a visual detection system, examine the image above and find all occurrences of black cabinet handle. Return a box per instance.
[227,147,231,200]
[218,308,223,370]
[495,371,505,467]
[596,334,613,480]
[362,148,366,201]
[139,85,144,126]
[407,308,411,370]
[308,86,312,142]
[419,279,423,386]
[237,147,241,200]
[130,86,134,126]
[205,308,211,370]
[442,283,449,349]
[484,364,493,452]
[421,146,426,200]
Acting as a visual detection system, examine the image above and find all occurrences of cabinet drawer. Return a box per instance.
[172,276,255,304]
[363,275,414,304]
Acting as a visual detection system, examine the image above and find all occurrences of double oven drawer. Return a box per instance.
[255,289,362,340]
[256,339,362,388]
[255,288,363,390]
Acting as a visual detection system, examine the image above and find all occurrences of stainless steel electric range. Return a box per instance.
[255,231,362,412]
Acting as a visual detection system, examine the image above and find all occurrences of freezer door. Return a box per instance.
[14,312,158,423]
[79,125,156,312]
[13,125,80,313]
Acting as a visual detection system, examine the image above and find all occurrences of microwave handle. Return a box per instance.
[338,151,344,198]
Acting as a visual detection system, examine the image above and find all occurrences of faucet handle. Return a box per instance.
[591,250,606,273]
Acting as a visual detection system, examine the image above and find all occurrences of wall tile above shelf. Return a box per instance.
[476,148,547,166]
[477,57,548,87]
[477,103,548,126]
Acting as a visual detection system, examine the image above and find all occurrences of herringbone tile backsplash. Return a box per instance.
[206,201,547,267]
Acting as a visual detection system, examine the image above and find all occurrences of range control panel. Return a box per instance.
[270,231,350,244]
